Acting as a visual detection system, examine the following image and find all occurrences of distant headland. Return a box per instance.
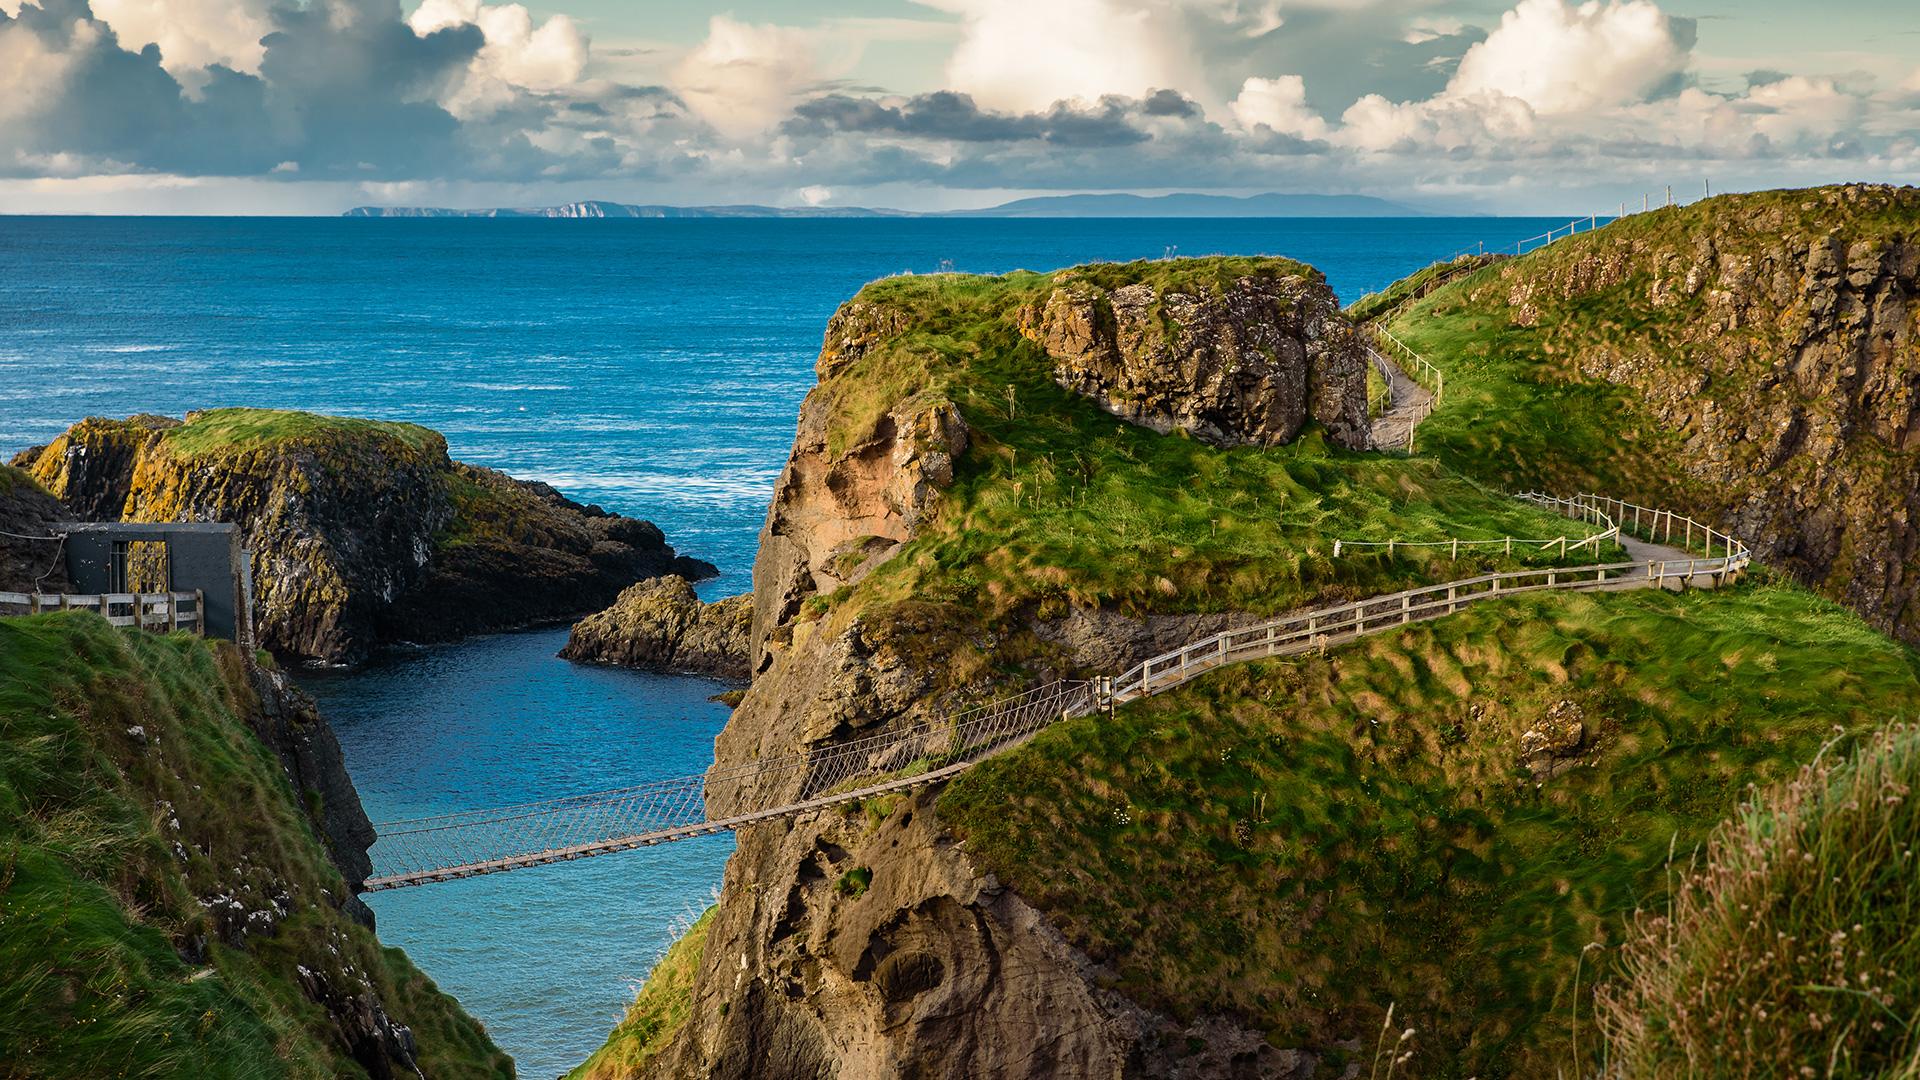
[342,192,1435,219]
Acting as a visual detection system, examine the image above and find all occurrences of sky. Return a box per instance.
[0,0,1915,214]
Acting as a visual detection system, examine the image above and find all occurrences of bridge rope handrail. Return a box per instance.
[363,492,1750,890]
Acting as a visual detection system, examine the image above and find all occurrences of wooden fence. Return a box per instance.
[0,591,206,634]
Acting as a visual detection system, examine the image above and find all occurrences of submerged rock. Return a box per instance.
[560,576,752,680]
[13,408,714,665]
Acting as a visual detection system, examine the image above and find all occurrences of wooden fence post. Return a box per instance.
[195,590,205,635]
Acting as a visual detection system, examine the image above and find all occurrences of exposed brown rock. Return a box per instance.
[1465,183,1920,645]
[1021,272,1369,450]
[560,576,752,680]
[633,265,1336,1079]
[13,410,713,666]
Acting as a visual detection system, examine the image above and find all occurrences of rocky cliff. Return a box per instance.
[0,465,73,593]
[0,614,513,1078]
[1391,183,1920,645]
[571,240,1920,1079]
[1023,271,1368,450]
[579,257,1530,1078]
[13,409,713,665]
[559,576,752,680]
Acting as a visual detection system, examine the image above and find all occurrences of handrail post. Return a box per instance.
[195,590,205,636]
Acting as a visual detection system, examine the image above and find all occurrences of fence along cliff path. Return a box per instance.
[363,492,1748,891]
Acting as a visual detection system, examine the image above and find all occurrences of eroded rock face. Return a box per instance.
[560,576,753,680]
[14,413,713,665]
[640,274,1330,1078]
[0,466,74,593]
[1021,272,1369,450]
[750,390,969,675]
[1472,183,1920,644]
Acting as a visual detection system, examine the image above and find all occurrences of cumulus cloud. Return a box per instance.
[0,0,1913,213]
[405,0,587,118]
[1448,0,1691,115]
[1230,75,1328,139]
[919,0,1194,113]
[669,15,860,139]
[87,0,273,75]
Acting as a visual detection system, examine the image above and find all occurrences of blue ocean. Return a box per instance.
[0,215,1564,1077]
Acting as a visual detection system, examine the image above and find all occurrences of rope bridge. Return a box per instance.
[363,493,1751,891]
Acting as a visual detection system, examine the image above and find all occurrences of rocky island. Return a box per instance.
[13,409,714,666]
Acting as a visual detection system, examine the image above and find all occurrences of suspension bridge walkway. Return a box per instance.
[362,492,1750,891]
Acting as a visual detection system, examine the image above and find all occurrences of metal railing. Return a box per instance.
[0,590,205,634]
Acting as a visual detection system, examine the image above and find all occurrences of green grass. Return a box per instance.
[1380,185,1920,534]
[1345,254,1504,323]
[814,258,1617,631]
[159,408,445,459]
[568,908,715,1080]
[0,464,49,496]
[1601,724,1920,1077]
[938,583,1920,1078]
[0,614,511,1079]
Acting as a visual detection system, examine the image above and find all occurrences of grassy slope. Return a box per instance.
[941,584,1920,1077]
[0,614,511,1079]
[159,407,445,459]
[1601,725,1920,1077]
[815,260,1613,631]
[1379,187,1920,513]
[566,909,714,1080]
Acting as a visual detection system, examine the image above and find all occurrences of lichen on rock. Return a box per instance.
[13,408,713,665]
[1021,270,1369,450]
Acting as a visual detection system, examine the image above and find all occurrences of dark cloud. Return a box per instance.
[0,0,558,179]
[782,89,1204,149]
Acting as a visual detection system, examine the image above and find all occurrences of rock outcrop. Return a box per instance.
[1445,183,1920,644]
[560,576,752,680]
[619,261,1332,1078]
[0,465,74,593]
[13,409,713,665]
[1021,270,1369,450]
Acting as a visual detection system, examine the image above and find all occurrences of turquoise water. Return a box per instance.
[0,215,1561,1076]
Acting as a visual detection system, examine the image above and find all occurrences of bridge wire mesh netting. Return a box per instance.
[366,680,1093,888]
[368,492,1752,890]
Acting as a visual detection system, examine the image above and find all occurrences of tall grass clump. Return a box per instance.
[1600,725,1920,1078]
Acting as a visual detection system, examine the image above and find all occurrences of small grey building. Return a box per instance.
[60,522,254,645]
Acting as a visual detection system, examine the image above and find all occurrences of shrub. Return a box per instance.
[1600,725,1920,1077]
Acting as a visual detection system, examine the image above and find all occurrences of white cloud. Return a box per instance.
[407,0,588,117]
[1229,76,1328,139]
[1337,89,1535,151]
[918,0,1192,113]
[1448,0,1689,115]
[797,184,832,206]
[1902,68,1920,93]
[670,16,859,139]
[87,0,273,76]
[0,17,88,124]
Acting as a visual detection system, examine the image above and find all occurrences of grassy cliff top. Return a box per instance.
[0,614,509,1078]
[802,258,1612,638]
[0,463,49,496]
[161,408,447,460]
[940,582,1920,1077]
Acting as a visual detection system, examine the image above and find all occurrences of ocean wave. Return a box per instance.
[459,383,574,392]
[82,343,174,353]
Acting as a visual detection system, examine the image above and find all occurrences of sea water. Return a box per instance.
[0,215,1564,1076]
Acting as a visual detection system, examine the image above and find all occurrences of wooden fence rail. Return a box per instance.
[0,590,206,634]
